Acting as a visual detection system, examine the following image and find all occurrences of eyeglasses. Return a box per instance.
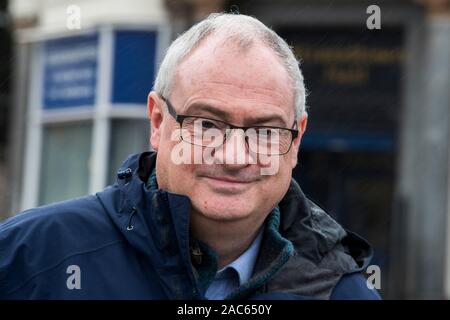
[160,96,299,156]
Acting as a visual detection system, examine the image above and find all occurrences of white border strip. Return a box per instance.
[89,26,112,194]
[20,41,43,210]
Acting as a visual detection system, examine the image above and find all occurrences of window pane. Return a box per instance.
[39,122,92,205]
[108,120,149,184]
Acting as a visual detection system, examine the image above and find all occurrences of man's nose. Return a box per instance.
[215,129,257,169]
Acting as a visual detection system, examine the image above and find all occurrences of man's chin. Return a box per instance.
[191,201,253,222]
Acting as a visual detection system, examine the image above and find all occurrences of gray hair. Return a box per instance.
[153,13,307,119]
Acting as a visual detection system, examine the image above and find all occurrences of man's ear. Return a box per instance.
[147,91,164,151]
[290,112,308,168]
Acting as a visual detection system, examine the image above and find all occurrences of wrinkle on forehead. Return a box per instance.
[183,84,289,110]
[204,80,290,100]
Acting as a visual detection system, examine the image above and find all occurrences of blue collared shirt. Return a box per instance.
[205,227,264,300]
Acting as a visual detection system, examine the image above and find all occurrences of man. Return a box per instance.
[0,13,380,299]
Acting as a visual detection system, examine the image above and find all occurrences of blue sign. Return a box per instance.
[111,30,157,105]
[42,33,98,109]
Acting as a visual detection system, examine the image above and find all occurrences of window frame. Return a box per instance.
[20,24,169,210]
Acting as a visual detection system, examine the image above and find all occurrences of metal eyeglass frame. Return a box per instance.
[160,96,299,155]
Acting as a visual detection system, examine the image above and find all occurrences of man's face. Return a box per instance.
[148,35,307,225]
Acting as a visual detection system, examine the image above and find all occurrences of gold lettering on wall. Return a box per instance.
[295,45,403,64]
[294,44,403,86]
[323,64,369,85]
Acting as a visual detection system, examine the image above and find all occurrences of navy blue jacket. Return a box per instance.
[0,152,380,300]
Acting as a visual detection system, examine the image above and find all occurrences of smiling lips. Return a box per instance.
[201,175,256,194]
[205,175,255,183]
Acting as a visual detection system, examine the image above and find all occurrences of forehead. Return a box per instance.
[173,34,295,120]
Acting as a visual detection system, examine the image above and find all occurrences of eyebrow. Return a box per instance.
[184,102,288,126]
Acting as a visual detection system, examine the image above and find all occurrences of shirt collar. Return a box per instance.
[217,226,264,286]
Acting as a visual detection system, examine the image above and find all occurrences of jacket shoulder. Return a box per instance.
[330,273,381,300]
[0,195,123,295]
[0,195,119,243]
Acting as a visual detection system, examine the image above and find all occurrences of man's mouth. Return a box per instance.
[205,175,255,183]
[201,175,256,194]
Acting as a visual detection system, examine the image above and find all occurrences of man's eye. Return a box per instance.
[201,120,219,129]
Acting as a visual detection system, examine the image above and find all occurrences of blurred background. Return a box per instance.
[0,0,449,299]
